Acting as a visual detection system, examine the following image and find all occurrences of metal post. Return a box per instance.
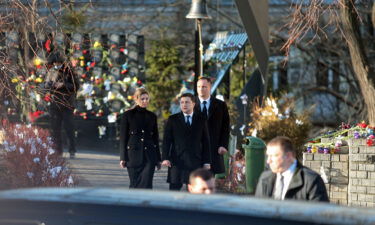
[243,45,247,125]
[194,19,203,95]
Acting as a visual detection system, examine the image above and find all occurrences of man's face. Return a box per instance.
[180,96,195,114]
[188,177,215,194]
[197,79,211,99]
[266,144,294,174]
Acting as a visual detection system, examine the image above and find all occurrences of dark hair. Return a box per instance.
[189,168,213,184]
[179,92,195,103]
[267,136,295,156]
[197,76,212,84]
[48,52,65,64]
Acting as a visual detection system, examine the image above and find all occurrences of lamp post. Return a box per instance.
[186,0,211,95]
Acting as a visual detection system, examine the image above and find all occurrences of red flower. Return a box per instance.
[367,139,374,146]
[28,111,44,122]
[341,122,351,129]
[44,39,52,52]
[121,69,128,74]
[358,122,368,128]
[44,94,51,102]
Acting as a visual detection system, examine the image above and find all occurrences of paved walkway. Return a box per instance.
[65,150,169,190]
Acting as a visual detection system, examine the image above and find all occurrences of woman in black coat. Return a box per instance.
[119,88,161,189]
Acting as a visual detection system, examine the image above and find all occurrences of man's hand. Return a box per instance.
[203,164,211,170]
[161,160,171,167]
[218,146,228,155]
[119,160,126,168]
[156,162,162,170]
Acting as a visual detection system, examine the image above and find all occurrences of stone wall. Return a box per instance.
[303,138,375,207]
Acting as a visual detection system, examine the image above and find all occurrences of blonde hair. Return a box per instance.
[133,87,149,101]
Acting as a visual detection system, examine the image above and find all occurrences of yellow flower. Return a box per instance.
[35,77,43,83]
[93,41,102,48]
[311,146,318,153]
[11,78,19,83]
[33,57,43,66]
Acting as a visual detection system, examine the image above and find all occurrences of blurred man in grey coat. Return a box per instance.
[255,136,329,202]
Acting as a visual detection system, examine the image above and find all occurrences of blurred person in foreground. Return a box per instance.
[45,52,79,158]
[188,168,215,194]
[119,88,161,189]
[255,136,329,202]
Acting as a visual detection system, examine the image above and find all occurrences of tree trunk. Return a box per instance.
[341,0,375,125]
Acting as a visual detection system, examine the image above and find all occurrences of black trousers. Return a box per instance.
[49,106,76,155]
[127,162,155,189]
[169,183,184,191]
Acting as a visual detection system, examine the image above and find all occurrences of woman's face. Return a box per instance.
[136,93,150,108]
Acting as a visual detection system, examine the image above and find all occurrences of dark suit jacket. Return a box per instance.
[119,106,161,168]
[194,97,230,174]
[255,162,329,202]
[162,112,211,183]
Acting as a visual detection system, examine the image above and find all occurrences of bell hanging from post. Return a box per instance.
[186,0,211,19]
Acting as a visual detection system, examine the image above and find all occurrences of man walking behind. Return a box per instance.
[195,77,230,175]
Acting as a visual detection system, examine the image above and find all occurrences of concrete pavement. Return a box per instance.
[65,150,169,190]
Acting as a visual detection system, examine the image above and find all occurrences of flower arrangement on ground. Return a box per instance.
[305,121,375,154]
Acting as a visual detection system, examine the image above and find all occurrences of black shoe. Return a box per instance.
[70,153,75,159]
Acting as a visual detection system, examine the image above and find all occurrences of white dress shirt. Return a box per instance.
[183,112,193,125]
[199,97,211,112]
[276,159,297,200]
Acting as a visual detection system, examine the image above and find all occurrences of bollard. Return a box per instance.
[215,133,237,179]
[243,136,266,193]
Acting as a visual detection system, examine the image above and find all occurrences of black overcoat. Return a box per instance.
[255,162,329,202]
[195,97,230,174]
[119,106,161,168]
[162,112,211,183]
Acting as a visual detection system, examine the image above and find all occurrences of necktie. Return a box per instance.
[274,175,284,200]
[186,115,191,126]
[202,101,208,120]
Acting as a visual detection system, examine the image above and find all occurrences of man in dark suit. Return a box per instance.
[45,53,80,158]
[195,77,230,175]
[255,136,329,202]
[162,93,211,191]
